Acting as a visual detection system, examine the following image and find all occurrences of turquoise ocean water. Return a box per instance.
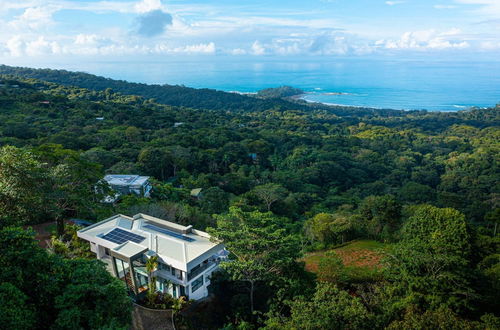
[20,56,500,111]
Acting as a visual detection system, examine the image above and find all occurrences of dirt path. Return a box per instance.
[29,221,55,248]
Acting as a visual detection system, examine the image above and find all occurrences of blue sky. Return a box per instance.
[0,0,499,60]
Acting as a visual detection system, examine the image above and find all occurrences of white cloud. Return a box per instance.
[385,1,405,5]
[377,29,470,50]
[0,33,217,57]
[308,31,373,55]
[231,48,247,55]
[171,42,216,54]
[70,34,114,55]
[9,6,57,31]
[26,36,61,56]
[134,0,164,14]
[0,0,498,58]
[3,35,61,57]
[6,36,25,57]
[251,41,266,55]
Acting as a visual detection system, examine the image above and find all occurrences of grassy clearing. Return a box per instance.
[303,240,388,275]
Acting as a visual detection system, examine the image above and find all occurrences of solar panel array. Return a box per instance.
[143,224,195,242]
[102,228,145,244]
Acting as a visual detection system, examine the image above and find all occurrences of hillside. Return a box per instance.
[0,64,319,113]
[0,64,419,117]
[1,72,499,329]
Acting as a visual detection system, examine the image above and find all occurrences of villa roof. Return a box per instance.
[103,175,150,187]
[77,213,223,271]
[112,241,148,259]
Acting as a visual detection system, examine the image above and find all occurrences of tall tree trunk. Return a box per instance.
[249,279,255,315]
[56,216,65,237]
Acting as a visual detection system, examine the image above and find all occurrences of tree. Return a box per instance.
[305,212,353,246]
[358,195,402,241]
[398,181,436,203]
[0,226,132,329]
[251,183,288,211]
[0,283,36,330]
[199,187,230,214]
[386,205,473,312]
[35,144,103,236]
[54,259,132,329]
[208,207,301,315]
[125,126,142,142]
[0,146,49,227]
[138,147,170,180]
[47,224,93,259]
[265,283,373,330]
[386,306,476,330]
[166,145,191,177]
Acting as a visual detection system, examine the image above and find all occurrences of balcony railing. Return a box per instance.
[155,269,185,285]
[187,260,218,281]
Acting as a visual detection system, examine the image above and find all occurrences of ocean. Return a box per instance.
[13,56,500,111]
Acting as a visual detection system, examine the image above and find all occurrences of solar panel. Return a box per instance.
[143,224,195,242]
[102,228,145,244]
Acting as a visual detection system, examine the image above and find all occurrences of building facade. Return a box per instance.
[77,213,226,300]
[101,175,152,203]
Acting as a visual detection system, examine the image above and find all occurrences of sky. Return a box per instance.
[0,0,499,61]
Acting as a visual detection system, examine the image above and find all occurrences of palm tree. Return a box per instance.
[146,255,159,292]
[146,255,158,306]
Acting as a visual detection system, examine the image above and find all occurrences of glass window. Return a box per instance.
[158,262,170,272]
[191,276,204,293]
[157,280,163,292]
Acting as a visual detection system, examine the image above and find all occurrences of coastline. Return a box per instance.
[297,94,380,109]
[295,92,474,112]
[219,87,487,113]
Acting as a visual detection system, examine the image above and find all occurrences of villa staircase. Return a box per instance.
[123,271,136,292]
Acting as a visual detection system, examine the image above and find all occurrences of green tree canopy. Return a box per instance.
[208,207,301,314]
[0,146,49,227]
[251,183,288,211]
[387,205,473,312]
[265,283,373,330]
[0,226,132,329]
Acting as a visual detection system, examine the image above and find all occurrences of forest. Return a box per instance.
[0,67,499,329]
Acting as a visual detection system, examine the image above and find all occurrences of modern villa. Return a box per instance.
[101,174,152,203]
[77,213,227,300]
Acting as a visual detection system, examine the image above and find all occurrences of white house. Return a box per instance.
[77,213,227,300]
[101,175,152,203]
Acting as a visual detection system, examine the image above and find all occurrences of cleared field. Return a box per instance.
[303,240,388,274]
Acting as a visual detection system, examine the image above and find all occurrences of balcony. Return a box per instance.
[187,260,218,281]
[155,269,185,285]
